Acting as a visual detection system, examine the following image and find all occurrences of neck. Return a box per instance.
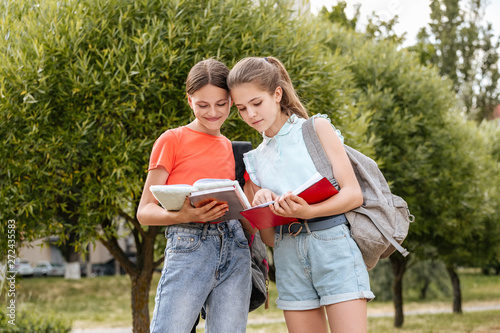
[264,112,289,137]
[187,120,221,136]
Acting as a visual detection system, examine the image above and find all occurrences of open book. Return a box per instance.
[150,179,251,222]
[240,172,339,230]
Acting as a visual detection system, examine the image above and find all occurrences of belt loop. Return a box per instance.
[279,225,283,240]
[202,223,209,240]
[304,220,312,234]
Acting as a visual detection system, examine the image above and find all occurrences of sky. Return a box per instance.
[309,0,500,47]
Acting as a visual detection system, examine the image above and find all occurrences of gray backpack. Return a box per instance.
[302,117,414,270]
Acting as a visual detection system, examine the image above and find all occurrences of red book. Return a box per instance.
[240,172,339,230]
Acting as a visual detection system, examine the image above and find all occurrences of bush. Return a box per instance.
[0,0,370,249]
[0,310,71,333]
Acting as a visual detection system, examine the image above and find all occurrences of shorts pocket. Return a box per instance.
[311,224,348,242]
[274,232,281,249]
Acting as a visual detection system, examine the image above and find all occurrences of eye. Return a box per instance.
[238,107,247,112]
[198,104,208,108]
[217,102,227,107]
[254,101,262,107]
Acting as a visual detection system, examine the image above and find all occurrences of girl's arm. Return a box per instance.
[136,167,229,226]
[270,117,363,219]
[249,179,277,247]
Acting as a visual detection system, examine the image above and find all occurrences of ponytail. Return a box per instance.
[227,57,308,119]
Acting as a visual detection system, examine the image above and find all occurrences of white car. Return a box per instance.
[14,259,34,276]
[33,261,66,277]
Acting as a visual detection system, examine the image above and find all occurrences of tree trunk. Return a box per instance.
[419,280,430,300]
[390,255,408,328]
[100,217,161,333]
[129,226,158,333]
[446,265,462,314]
[131,271,154,332]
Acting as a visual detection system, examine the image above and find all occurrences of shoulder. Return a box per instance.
[154,128,180,145]
[310,114,344,144]
[219,134,232,145]
[312,116,331,130]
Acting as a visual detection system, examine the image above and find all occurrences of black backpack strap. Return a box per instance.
[232,141,270,311]
[231,141,253,188]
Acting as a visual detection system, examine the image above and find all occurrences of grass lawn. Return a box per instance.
[7,270,500,332]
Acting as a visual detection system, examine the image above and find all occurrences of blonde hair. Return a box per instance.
[227,57,308,119]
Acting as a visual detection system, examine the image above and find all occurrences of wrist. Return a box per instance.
[304,205,320,220]
[170,210,188,224]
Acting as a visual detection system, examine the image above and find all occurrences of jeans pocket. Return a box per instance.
[167,232,201,253]
[232,224,250,249]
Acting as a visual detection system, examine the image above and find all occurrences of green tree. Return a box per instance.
[409,0,500,121]
[0,0,368,331]
[475,120,500,275]
[424,111,496,313]
[319,0,360,31]
[320,1,406,45]
[324,26,498,325]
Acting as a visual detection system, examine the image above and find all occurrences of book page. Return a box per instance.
[150,185,194,211]
[248,172,324,210]
[193,179,238,191]
[292,172,323,195]
[150,179,244,212]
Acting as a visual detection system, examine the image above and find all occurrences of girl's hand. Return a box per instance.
[270,192,311,219]
[175,197,229,223]
[252,189,277,206]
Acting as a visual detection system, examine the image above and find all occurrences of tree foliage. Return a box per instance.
[1,0,499,330]
[324,25,500,324]
[410,0,500,121]
[0,0,368,331]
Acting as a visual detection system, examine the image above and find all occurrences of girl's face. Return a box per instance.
[231,83,285,137]
[188,84,231,136]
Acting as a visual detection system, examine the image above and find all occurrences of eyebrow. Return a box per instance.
[195,98,229,104]
[235,96,261,107]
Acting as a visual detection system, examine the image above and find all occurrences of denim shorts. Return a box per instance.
[150,220,252,333]
[273,223,375,310]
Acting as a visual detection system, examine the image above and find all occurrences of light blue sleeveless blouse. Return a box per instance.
[243,114,343,196]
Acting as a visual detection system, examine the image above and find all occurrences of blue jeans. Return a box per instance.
[150,220,252,333]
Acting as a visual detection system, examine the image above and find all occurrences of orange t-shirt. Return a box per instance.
[148,126,235,185]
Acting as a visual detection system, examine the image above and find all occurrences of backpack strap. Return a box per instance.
[355,206,410,257]
[302,118,339,190]
[231,141,253,189]
[231,141,270,310]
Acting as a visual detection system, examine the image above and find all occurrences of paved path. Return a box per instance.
[71,303,500,333]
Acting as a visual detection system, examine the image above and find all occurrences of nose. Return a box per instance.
[246,107,257,118]
[208,105,217,116]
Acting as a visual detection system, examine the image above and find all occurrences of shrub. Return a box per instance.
[0,310,71,333]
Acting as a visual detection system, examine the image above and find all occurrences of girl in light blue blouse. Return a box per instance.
[228,57,374,333]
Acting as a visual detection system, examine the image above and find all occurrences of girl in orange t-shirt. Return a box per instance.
[137,59,252,333]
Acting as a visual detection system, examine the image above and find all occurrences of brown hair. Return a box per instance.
[227,57,308,119]
[186,59,230,95]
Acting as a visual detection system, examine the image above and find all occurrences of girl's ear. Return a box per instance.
[275,86,282,103]
[187,94,194,109]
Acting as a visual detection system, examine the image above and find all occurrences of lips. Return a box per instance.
[205,117,222,122]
